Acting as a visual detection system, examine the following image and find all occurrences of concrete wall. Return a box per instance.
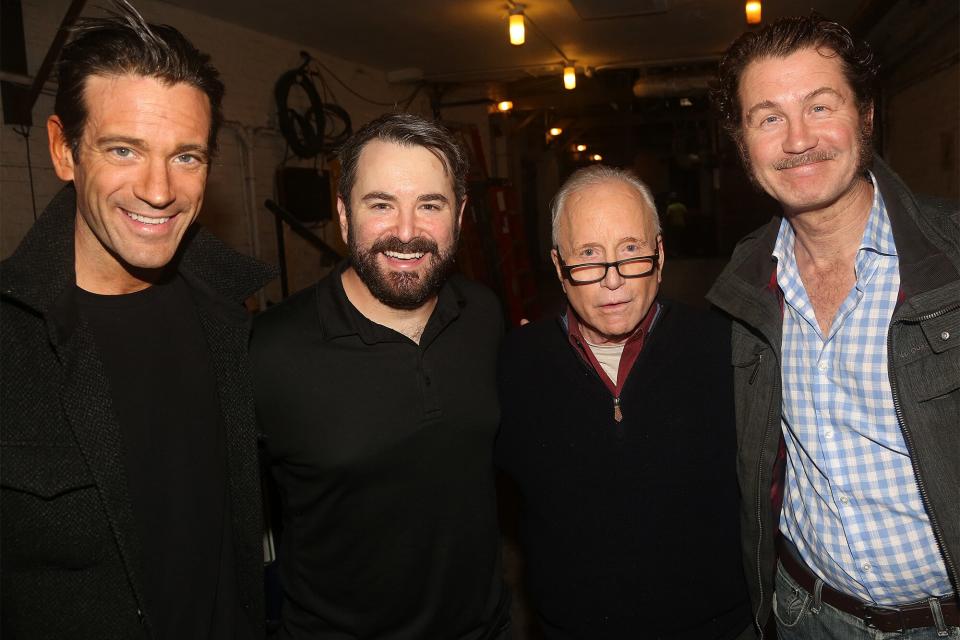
[1,0,492,305]
[882,22,959,201]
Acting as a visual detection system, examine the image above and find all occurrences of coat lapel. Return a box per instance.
[54,314,151,633]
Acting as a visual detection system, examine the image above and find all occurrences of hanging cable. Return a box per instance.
[275,52,353,158]
[13,125,38,220]
[310,57,422,108]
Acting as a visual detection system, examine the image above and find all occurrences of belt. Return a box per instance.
[776,537,959,633]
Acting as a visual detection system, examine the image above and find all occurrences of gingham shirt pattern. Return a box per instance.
[774,174,952,604]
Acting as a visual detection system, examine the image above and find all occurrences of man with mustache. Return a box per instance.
[250,113,510,639]
[708,14,960,640]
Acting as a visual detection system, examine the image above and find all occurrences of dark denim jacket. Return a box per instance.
[707,157,960,638]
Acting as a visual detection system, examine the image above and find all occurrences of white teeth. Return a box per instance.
[384,250,424,260]
[125,210,171,225]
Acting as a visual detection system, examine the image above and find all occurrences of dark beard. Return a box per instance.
[348,228,458,310]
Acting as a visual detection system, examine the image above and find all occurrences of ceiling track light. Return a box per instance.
[509,4,526,45]
[745,1,762,25]
[563,63,576,90]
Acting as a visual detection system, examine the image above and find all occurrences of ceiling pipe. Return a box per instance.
[632,75,714,97]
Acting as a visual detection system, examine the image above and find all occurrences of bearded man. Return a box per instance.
[250,113,510,640]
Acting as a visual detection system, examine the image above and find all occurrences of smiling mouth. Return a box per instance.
[383,250,425,260]
[124,209,172,225]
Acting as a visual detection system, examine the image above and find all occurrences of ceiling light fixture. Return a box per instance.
[575,144,587,152]
[563,63,576,90]
[590,153,603,162]
[549,127,563,136]
[745,1,762,25]
[497,100,514,112]
[509,5,526,45]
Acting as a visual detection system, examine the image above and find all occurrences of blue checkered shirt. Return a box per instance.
[774,174,953,604]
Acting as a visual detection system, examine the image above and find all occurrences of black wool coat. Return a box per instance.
[0,185,275,639]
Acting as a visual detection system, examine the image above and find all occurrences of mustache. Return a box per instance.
[773,150,837,170]
[369,236,439,255]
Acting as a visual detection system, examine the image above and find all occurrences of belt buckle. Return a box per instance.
[863,605,903,633]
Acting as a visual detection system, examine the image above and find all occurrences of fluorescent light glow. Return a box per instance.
[745,1,761,24]
[509,12,525,45]
[497,100,514,112]
[563,65,576,90]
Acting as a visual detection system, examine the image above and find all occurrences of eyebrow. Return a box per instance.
[745,86,844,122]
[95,136,209,158]
[360,192,450,204]
[417,193,449,204]
[572,236,649,252]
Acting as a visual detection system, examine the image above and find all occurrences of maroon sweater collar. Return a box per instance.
[565,301,660,399]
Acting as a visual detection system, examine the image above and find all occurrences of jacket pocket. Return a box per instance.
[1,444,112,569]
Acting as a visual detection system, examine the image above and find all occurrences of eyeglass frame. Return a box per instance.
[555,247,661,285]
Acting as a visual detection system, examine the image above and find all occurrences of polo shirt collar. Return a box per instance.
[316,260,464,345]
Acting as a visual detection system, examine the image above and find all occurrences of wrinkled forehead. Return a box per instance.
[558,182,657,248]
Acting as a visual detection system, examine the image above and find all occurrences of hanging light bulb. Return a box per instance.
[497,100,514,112]
[549,127,563,136]
[509,7,525,45]
[575,144,587,152]
[563,64,576,90]
[590,153,603,162]
[745,1,762,25]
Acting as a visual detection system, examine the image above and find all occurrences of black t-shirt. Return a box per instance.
[77,275,239,639]
[251,267,509,639]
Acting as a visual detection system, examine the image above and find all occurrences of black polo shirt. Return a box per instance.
[251,264,509,640]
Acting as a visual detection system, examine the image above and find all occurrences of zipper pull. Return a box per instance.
[613,397,623,422]
[749,353,763,385]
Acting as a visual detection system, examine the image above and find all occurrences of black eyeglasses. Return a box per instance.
[556,251,660,284]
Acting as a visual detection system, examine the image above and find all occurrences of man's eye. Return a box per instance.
[371,202,391,210]
[811,105,828,113]
[421,203,441,211]
[109,147,134,158]
[762,115,780,125]
[175,153,202,164]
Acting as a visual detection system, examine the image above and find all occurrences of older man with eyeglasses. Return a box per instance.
[495,165,754,639]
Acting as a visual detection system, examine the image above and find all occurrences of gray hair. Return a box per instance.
[550,165,660,247]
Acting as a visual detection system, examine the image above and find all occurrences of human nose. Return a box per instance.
[394,205,417,242]
[782,117,818,154]
[133,158,175,209]
[600,262,625,290]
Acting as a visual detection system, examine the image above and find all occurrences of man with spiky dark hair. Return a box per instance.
[709,14,959,640]
[0,2,272,637]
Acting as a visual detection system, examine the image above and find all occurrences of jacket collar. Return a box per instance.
[1,184,277,337]
[315,260,465,346]
[708,156,959,328]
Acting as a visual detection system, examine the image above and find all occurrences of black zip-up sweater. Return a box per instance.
[495,300,751,639]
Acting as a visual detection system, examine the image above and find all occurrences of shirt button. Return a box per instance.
[824,428,834,439]
[862,562,872,572]
[942,331,951,341]
[839,494,849,504]
[817,361,827,371]
[425,376,432,386]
